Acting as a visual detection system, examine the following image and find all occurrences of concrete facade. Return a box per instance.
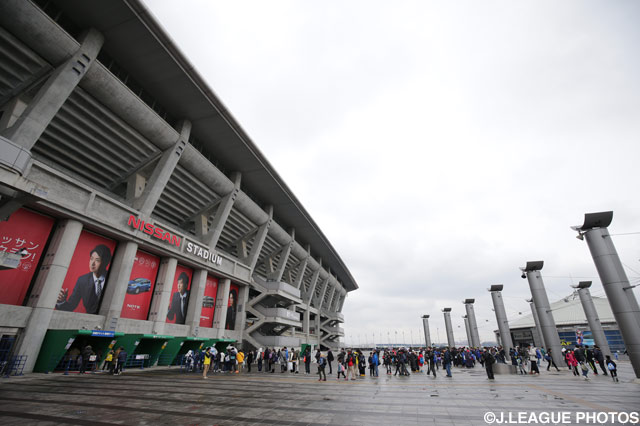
[0,0,354,372]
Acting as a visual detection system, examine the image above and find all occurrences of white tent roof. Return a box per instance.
[509,295,616,329]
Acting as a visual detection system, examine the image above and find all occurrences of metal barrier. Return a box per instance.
[1,355,27,377]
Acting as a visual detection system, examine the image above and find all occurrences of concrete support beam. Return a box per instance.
[185,269,207,335]
[422,315,432,347]
[292,253,309,290]
[239,206,272,271]
[442,308,455,348]
[305,266,321,305]
[574,281,612,357]
[205,173,240,249]
[1,29,104,151]
[489,285,513,353]
[212,278,231,338]
[100,241,139,330]
[265,231,293,282]
[133,120,189,215]
[314,277,330,309]
[15,219,83,373]
[522,261,563,366]
[235,284,249,334]
[148,257,178,336]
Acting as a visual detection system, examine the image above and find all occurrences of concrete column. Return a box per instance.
[442,308,455,347]
[15,219,83,373]
[522,261,563,366]
[134,121,189,215]
[212,278,231,338]
[303,308,311,340]
[235,284,249,333]
[489,285,513,353]
[463,316,472,347]
[100,241,139,330]
[574,281,611,357]
[527,299,546,349]
[325,286,337,311]
[266,238,293,282]
[463,299,481,347]
[185,269,207,335]
[573,211,640,377]
[421,315,432,347]
[1,29,104,151]
[148,257,178,336]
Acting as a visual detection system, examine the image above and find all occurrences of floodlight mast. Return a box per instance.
[442,308,455,348]
[571,281,611,357]
[521,261,563,366]
[488,284,513,353]
[421,315,432,347]
[573,211,640,378]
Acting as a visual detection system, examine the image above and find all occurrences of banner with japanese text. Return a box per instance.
[199,275,218,328]
[0,208,54,306]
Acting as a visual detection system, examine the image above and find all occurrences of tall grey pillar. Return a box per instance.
[421,315,432,347]
[573,281,611,357]
[573,211,640,377]
[463,316,472,347]
[527,299,546,349]
[463,299,481,347]
[521,261,563,366]
[489,285,513,353]
[15,220,83,373]
[212,278,231,339]
[442,308,455,347]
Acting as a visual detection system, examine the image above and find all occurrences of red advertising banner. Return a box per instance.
[165,264,193,325]
[199,275,218,328]
[0,208,54,306]
[121,250,160,320]
[56,231,116,314]
[225,283,239,330]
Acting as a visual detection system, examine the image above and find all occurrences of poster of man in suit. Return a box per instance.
[166,265,193,325]
[56,231,116,314]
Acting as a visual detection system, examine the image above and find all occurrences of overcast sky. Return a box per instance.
[143,0,640,346]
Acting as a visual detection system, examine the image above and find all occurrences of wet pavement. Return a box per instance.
[0,361,639,425]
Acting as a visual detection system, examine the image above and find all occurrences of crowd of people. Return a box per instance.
[187,343,621,383]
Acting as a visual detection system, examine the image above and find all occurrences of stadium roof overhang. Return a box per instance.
[35,0,358,291]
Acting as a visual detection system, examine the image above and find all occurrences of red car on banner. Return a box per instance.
[121,250,160,320]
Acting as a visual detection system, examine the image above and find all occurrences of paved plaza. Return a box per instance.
[0,361,639,425]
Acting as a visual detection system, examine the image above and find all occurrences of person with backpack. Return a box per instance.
[482,348,496,380]
[327,349,334,374]
[317,352,327,381]
[605,355,618,382]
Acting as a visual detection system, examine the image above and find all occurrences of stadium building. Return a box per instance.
[0,0,356,373]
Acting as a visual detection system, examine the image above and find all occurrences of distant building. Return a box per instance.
[499,294,625,352]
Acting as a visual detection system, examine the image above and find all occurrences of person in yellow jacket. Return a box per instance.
[236,350,244,373]
[203,347,212,379]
